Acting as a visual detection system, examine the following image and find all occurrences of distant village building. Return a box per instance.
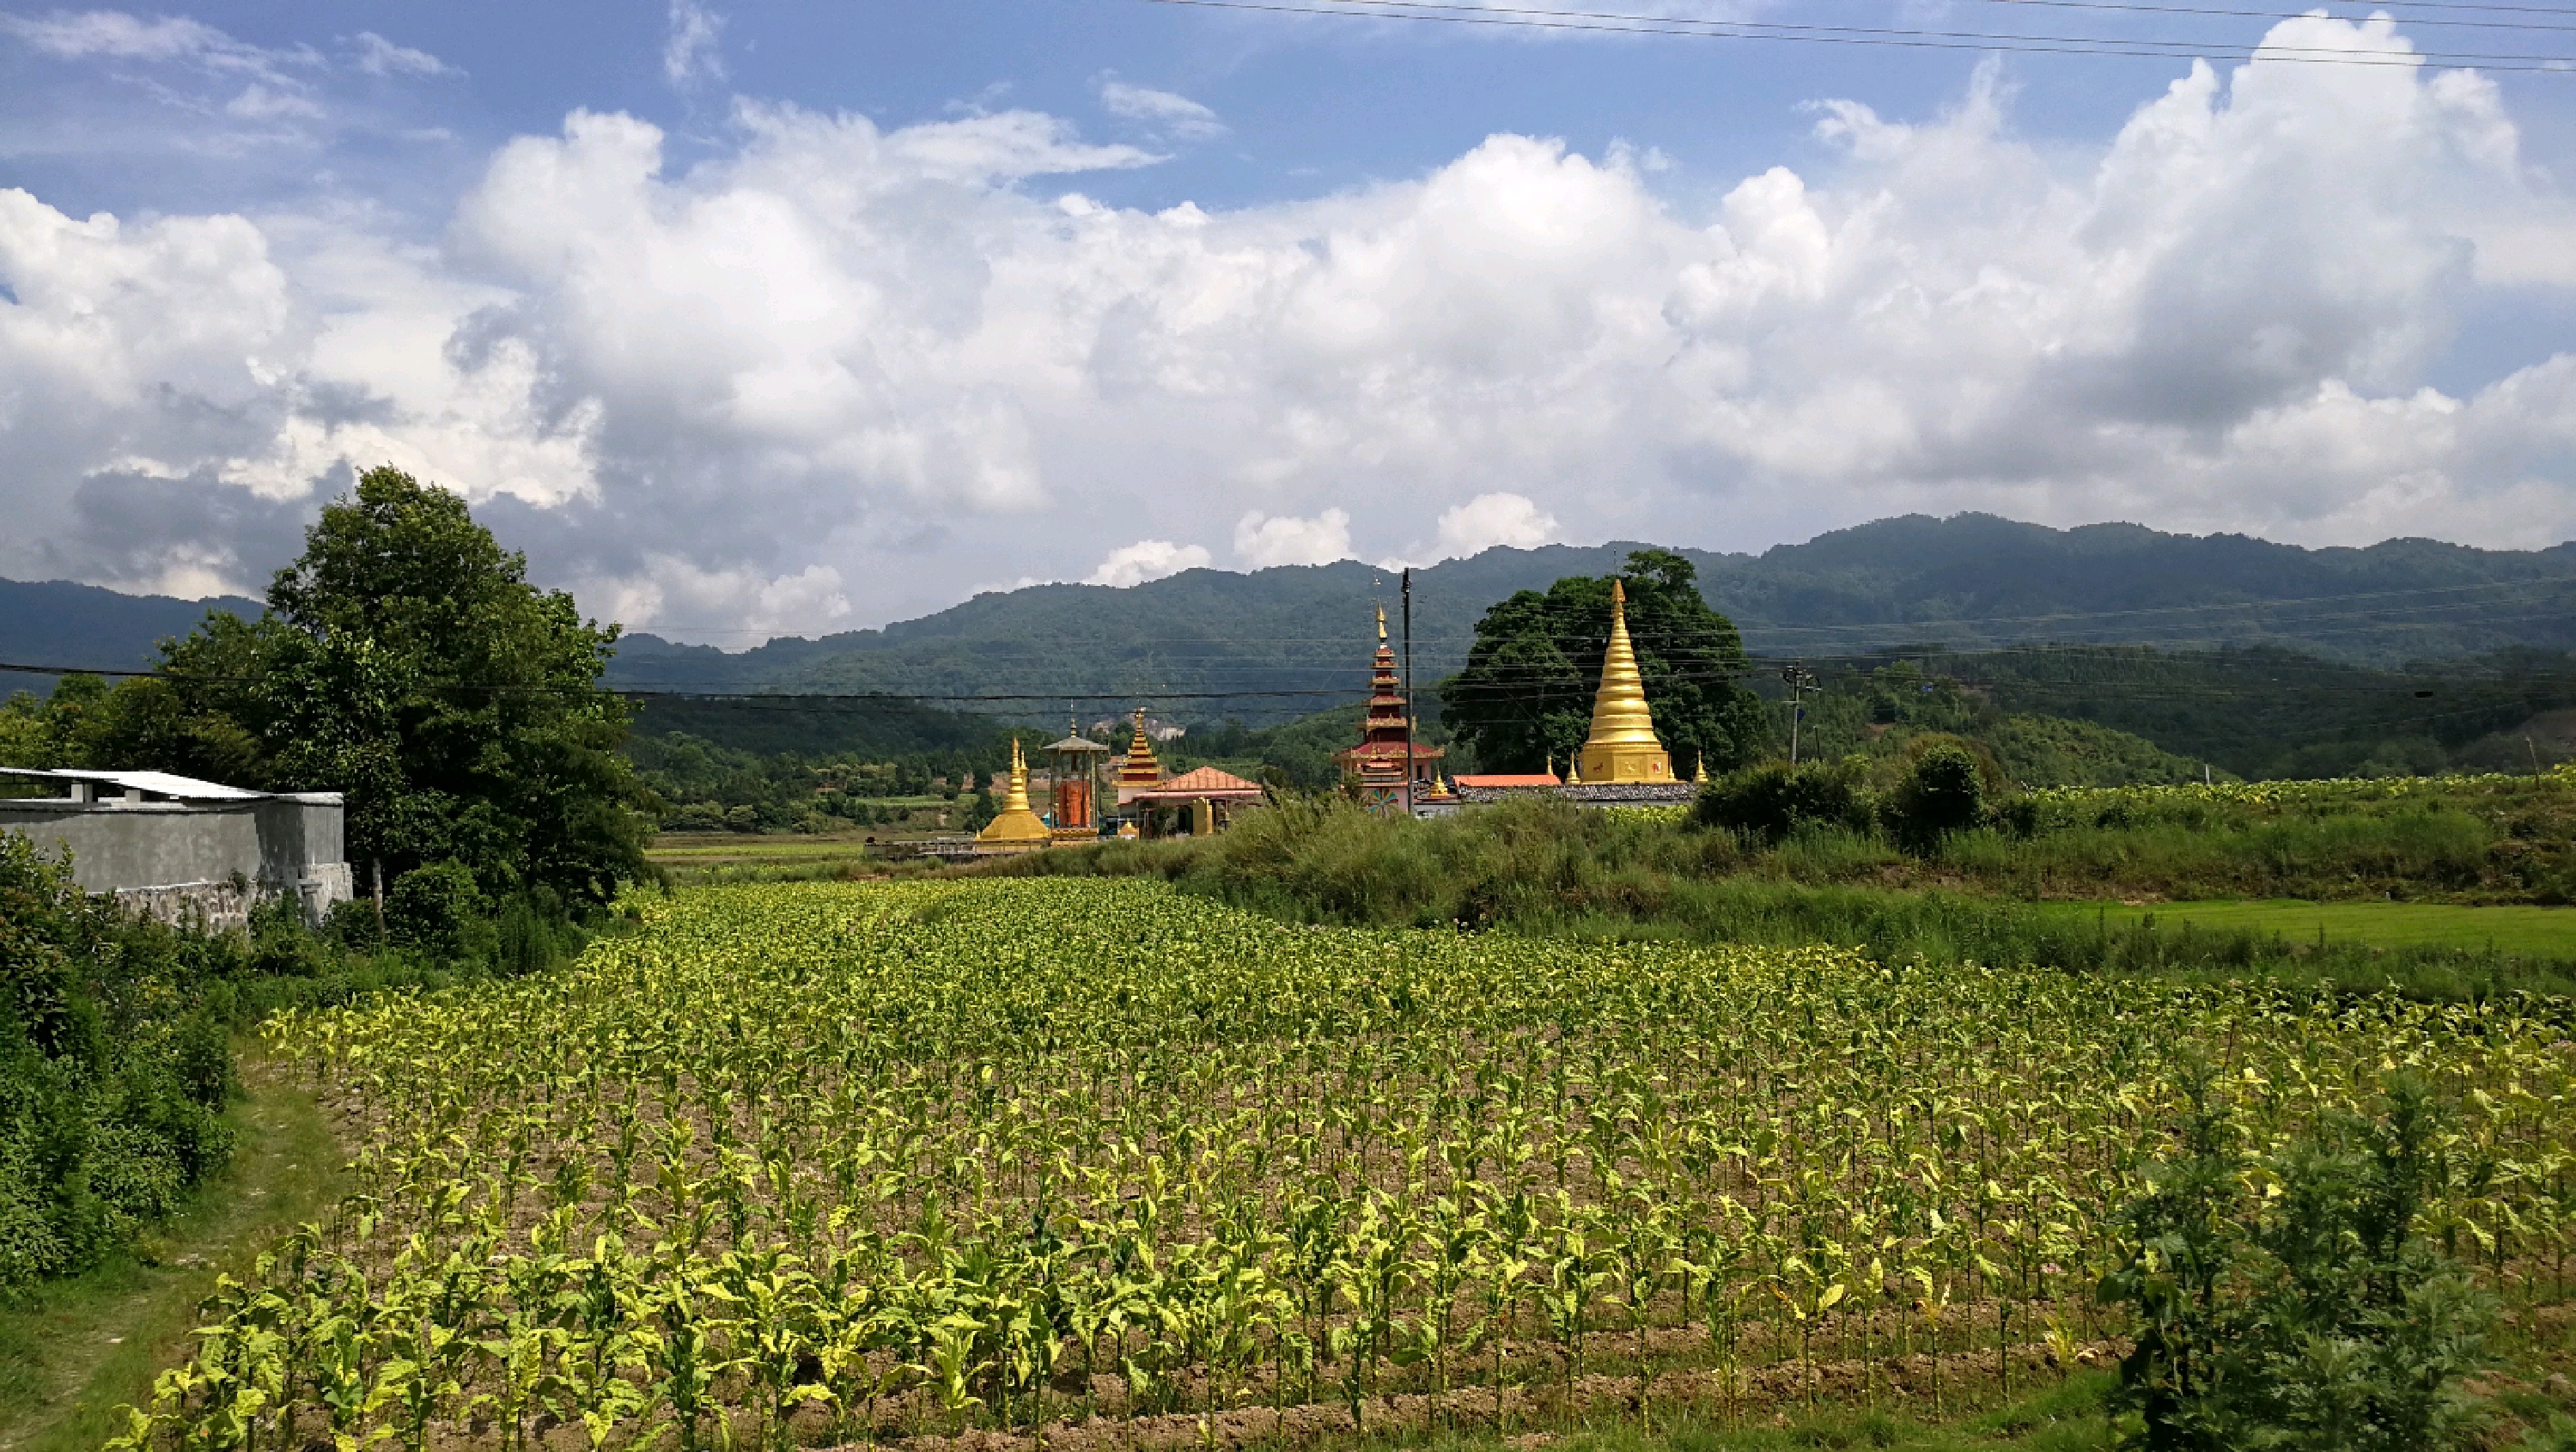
[0,768,354,928]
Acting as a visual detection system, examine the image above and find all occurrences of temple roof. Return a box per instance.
[1042,734,1111,753]
[1130,766,1266,804]
[1338,740,1444,760]
[1154,766,1263,794]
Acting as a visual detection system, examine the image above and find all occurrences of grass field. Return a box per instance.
[646,832,906,882]
[2036,898,2576,955]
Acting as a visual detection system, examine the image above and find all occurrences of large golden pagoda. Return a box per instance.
[974,737,1053,853]
[1574,579,1674,784]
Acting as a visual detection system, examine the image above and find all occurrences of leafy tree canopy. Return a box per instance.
[14,467,649,908]
[1437,548,1769,776]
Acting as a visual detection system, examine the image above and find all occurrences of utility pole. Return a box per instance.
[1402,568,1416,815]
[1781,663,1817,765]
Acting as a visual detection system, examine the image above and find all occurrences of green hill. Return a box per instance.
[604,515,2576,724]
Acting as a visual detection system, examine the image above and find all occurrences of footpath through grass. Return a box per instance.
[0,1049,339,1452]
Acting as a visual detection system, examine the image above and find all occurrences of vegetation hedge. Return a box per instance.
[0,833,595,1293]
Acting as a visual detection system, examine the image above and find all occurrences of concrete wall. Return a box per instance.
[0,794,354,926]
[0,801,265,894]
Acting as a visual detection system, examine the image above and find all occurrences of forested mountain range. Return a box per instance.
[0,577,260,699]
[604,514,2576,718]
[10,513,2576,783]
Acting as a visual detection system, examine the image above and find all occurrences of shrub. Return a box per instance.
[1884,741,1986,852]
[0,833,239,1288]
[2104,1067,2494,1451]
[386,858,489,960]
[1692,761,1871,844]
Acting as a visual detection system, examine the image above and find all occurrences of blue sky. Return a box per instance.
[3,0,2573,638]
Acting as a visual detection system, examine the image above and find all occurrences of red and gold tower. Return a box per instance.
[1336,606,1443,815]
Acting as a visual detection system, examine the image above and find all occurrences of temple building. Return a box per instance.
[1337,606,1445,814]
[1129,766,1266,837]
[973,737,1053,854]
[1574,579,1676,784]
[1041,721,1111,843]
[1112,707,1166,808]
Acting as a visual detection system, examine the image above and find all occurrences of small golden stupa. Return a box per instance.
[1693,755,1710,785]
[974,737,1053,854]
[1574,579,1674,784]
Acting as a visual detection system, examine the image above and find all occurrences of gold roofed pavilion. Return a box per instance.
[974,737,1053,853]
[1574,579,1674,784]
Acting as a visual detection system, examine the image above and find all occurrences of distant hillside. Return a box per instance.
[0,578,262,700]
[605,515,2576,723]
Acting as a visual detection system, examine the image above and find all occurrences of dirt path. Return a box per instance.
[0,1050,341,1452]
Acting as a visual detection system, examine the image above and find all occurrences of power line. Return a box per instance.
[1136,0,2576,70]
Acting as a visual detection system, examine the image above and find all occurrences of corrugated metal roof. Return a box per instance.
[0,766,271,801]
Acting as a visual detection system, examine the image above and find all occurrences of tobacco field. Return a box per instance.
[114,878,2576,1450]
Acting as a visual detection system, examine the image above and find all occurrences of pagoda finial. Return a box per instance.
[1574,576,1673,784]
[1376,603,1387,643]
[1693,754,1710,784]
[1002,736,1032,813]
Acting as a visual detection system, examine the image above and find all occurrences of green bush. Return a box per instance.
[0,834,236,1289]
[1883,741,1986,852]
[2104,1068,2495,1450]
[1692,760,1871,844]
[386,858,489,960]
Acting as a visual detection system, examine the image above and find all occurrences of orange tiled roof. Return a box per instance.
[1154,766,1264,794]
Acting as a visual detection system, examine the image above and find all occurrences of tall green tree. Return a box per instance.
[115,467,649,907]
[1437,549,1768,775]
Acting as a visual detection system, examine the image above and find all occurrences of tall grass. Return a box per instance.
[984,797,2576,1001]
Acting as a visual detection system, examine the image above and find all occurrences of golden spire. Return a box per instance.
[1575,578,1673,784]
[1568,756,1583,784]
[1377,603,1387,642]
[977,735,1052,851]
[1693,753,1710,785]
[1001,737,1033,814]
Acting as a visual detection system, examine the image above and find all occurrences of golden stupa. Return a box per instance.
[974,737,1053,853]
[1693,755,1710,785]
[1574,579,1674,784]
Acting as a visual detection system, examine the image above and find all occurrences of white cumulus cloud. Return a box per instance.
[1087,539,1213,587]
[3,17,2574,636]
[1234,509,1355,569]
[1434,492,1559,558]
